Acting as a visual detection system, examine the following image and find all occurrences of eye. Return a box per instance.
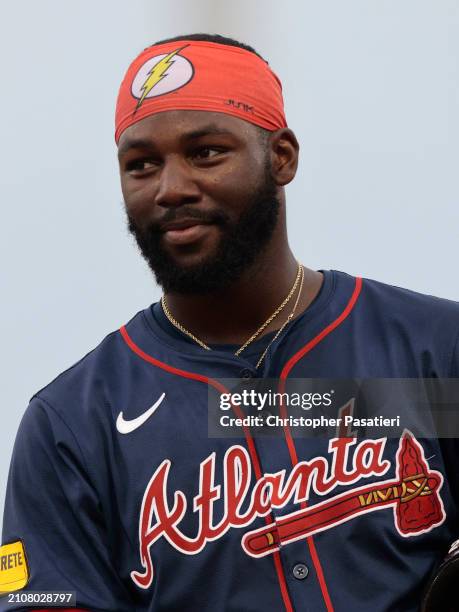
[193,147,225,160]
[125,159,158,174]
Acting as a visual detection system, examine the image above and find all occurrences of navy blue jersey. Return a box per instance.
[2,270,459,612]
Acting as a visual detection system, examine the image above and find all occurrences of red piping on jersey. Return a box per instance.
[119,325,294,612]
[278,275,363,612]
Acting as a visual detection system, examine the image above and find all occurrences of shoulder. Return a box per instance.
[30,307,150,423]
[349,272,459,375]
[331,269,459,331]
[357,273,459,323]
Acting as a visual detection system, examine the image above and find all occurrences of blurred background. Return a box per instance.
[1,0,458,519]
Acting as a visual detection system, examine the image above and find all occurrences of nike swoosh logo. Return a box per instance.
[116,393,166,434]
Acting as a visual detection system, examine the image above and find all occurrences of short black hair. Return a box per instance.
[151,33,267,64]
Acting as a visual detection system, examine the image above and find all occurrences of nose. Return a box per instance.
[154,156,201,208]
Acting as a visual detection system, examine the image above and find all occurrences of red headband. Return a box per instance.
[115,40,287,143]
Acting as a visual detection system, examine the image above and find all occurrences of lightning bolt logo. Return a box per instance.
[136,46,186,110]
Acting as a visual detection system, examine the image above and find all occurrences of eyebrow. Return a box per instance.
[117,124,235,156]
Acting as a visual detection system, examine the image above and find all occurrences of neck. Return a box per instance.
[163,244,323,346]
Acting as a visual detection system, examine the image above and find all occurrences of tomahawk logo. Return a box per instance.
[131,431,445,589]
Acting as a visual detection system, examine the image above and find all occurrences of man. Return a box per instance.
[1,33,458,612]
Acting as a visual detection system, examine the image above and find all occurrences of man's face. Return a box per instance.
[118,110,281,294]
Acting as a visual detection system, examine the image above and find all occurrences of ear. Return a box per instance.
[268,128,299,186]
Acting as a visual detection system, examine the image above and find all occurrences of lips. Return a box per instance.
[160,218,216,246]
[160,218,212,232]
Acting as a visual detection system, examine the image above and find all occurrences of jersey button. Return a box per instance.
[292,563,309,580]
[240,368,254,379]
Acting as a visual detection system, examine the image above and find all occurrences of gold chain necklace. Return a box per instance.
[160,262,304,369]
[254,265,304,369]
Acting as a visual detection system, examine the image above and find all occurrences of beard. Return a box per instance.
[126,164,280,295]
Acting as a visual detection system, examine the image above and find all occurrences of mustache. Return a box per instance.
[148,206,231,233]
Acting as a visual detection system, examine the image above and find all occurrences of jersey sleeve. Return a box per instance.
[0,396,133,612]
[440,328,459,506]
[449,328,459,377]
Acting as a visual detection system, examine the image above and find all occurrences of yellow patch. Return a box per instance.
[0,541,29,594]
